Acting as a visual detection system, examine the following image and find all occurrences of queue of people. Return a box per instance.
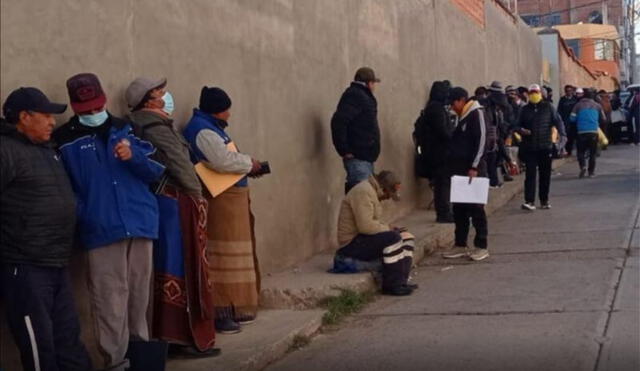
[0,66,623,369]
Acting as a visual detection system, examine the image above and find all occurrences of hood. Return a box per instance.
[459,100,483,121]
[428,81,449,104]
[489,92,509,108]
[128,110,172,127]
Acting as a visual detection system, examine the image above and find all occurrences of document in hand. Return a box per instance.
[194,142,245,197]
[450,175,490,204]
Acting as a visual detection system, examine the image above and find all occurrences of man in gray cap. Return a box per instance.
[125,78,218,356]
[485,81,515,187]
[331,66,382,193]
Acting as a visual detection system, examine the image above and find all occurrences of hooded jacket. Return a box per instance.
[448,100,487,176]
[331,82,380,162]
[0,119,77,266]
[570,98,605,134]
[414,81,453,174]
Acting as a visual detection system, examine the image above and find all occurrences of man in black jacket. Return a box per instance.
[514,84,566,211]
[442,87,490,262]
[1,87,92,371]
[331,67,381,193]
[414,81,454,223]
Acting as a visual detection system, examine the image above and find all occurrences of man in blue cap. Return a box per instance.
[1,87,92,370]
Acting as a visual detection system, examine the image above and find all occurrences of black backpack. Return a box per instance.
[413,111,433,179]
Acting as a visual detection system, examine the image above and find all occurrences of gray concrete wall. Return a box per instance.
[1,0,541,368]
[540,33,561,105]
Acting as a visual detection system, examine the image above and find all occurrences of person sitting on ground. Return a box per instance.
[334,171,416,296]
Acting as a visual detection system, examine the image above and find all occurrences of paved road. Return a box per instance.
[267,145,640,371]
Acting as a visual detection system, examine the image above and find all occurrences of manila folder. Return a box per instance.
[194,142,245,198]
[450,175,489,205]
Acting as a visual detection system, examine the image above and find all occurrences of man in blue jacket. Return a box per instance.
[53,73,165,371]
[570,89,605,178]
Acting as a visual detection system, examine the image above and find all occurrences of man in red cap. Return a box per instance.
[53,73,165,371]
[1,87,92,370]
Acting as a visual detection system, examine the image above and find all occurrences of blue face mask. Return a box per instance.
[162,92,174,115]
[78,110,109,127]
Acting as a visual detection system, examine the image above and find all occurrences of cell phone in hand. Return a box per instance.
[257,161,271,175]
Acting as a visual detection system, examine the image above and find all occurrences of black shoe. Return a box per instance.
[579,168,586,178]
[503,174,514,182]
[215,318,241,334]
[382,286,413,296]
[403,283,419,290]
[436,215,454,223]
[168,344,222,359]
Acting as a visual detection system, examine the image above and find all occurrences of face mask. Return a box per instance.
[529,93,542,104]
[78,110,108,127]
[161,92,174,115]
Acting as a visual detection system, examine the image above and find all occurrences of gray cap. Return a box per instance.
[488,81,504,93]
[125,77,167,109]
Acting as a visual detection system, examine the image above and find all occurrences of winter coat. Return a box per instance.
[128,110,202,196]
[53,114,165,249]
[413,81,453,177]
[448,100,487,176]
[557,96,577,125]
[337,176,390,247]
[331,82,381,163]
[570,98,605,134]
[515,101,565,152]
[0,120,77,267]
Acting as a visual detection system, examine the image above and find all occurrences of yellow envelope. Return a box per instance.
[194,142,245,197]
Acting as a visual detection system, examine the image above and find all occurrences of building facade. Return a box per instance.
[518,0,624,27]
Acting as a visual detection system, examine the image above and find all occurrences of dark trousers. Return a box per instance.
[486,151,500,187]
[1,264,92,371]
[432,165,452,219]
[522,149,552,204]
[452,203,488,249]
[565,123,578,155]
[577,133,598,174]
[337,231,413,289]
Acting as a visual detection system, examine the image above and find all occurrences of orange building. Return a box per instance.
[544,23,620,80]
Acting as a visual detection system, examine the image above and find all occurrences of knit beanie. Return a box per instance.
[199,86,232,114]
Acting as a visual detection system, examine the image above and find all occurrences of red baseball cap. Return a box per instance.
[66,73,107,113]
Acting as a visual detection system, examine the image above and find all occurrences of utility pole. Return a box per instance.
[632,0,637,83]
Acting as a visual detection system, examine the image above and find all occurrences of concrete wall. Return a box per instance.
[0,0,541,367]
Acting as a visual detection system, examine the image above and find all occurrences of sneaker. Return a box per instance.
[403,282,419,290]
[382,286,413,296]
[469,248,490,261]
[236,316,256,325]
[215,318,241,334]
[521,203,536,211]
[588,173,596,178]
[540,202,551,210]
[442,246,469,259]
[579,168,586,178]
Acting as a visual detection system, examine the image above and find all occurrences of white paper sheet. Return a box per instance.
[450,175,490,204]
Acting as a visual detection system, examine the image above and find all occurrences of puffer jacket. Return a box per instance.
[331,82,380,162]
[414,81,453,173]
[0,119,77,266]
[515,101,565,152]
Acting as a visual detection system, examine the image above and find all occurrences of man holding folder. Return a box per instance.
[442,87,490,262]
[183,87,264,334]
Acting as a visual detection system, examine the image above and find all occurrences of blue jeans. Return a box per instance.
[343,158,374,193]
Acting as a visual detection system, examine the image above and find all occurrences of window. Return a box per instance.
[521,14,540,26]
[546,13,561,26]
[566,39,581,58]
[594,39,615,61]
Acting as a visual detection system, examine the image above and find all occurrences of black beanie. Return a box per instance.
[199,86,232,114]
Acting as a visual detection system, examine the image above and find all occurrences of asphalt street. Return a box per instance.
[267,145,640,371]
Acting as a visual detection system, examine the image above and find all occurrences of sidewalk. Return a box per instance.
[167,158,571,371]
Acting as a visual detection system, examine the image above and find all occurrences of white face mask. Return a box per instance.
[78,110,108,127]
[161,92,174,115]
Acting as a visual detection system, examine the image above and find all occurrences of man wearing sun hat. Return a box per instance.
[1,87,93,371]
[53,73,165,371]
[334,170,416,296]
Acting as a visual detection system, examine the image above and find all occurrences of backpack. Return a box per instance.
[412,111,434,179]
